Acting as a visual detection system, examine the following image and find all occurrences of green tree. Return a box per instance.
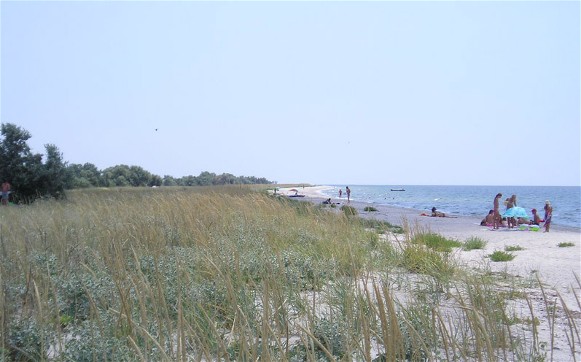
[66,163,102,188]
[197,171,216,186]
[128,165,152,187]
[0,123,68,202]
[162,175,178,186]
[101,165,131,187]
[40,144,68,198]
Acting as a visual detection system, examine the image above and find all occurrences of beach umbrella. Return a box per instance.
[502,207,528,218]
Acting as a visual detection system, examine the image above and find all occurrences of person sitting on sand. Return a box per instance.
[481,210,495,226]
[322,198,332,204]
[431,207,446,217]
[529,208,543,225]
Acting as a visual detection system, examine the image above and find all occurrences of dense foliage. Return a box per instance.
[66,165,272,188]
[0,123,273,203]
[0,124,67,202]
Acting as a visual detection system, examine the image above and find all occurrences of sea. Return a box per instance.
[320,185,581,229]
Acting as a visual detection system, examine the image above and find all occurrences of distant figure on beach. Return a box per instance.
[345,186,351,202]
[505,195,517,228]
[530,208,543,225]
[543,201,552,232]
[493,193,503,229]
[1,180,10,206]
[322,198,332,204]
[431,207,446,217]
[481,210,495,226]
[339,189,343,198]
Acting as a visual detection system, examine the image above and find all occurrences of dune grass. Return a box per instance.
[0,186,578,361]
[463,236,487,251]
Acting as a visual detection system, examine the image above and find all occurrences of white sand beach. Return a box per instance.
[279,186,580,291]
[277,185,581,360]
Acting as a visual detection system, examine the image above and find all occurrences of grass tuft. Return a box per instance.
[489,250,515,262]
[463,236,487,250]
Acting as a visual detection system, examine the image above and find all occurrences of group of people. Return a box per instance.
[487,193,552,232]
[338,186,351,202]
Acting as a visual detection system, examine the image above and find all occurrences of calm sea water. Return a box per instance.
[321,185,581,229]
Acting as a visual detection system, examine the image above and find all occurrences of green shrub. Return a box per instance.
[504,245,524,252]
[489,250,515,262]
[463,237,487,250]
[558,242,575,247]
[363,206,377,212]
[7,318,45,361]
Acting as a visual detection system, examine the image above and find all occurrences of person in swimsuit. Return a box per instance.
[530,208,543,225]
[493,193,503,229]
[543,201,552,232]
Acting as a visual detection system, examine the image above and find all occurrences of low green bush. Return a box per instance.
[489,250,515,262]
[463,237,487,250]
[558,242,575,248]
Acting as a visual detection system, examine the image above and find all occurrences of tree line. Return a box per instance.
[0,123,273,203]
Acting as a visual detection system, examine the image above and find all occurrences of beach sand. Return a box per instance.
[277,186,581,359]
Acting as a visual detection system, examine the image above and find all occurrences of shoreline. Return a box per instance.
[276,186,581,315]
[288,185,581,232]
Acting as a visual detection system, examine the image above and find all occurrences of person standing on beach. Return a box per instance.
[346,186,351,203]
[493,193,503,229]
[543,201,552,232]
[505,195,516,228]
[1,180,10,206]
[339,189,343,198]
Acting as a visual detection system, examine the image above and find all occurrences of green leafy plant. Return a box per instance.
[489,250,515,262]
[363,206,377,212]
[558,242,575,247]
[463,237,487,250]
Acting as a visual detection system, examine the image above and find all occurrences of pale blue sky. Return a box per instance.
[1,1,579,186]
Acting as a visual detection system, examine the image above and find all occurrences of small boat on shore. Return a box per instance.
[390,188,405,192]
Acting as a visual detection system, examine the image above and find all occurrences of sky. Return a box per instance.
[1,1,579,186]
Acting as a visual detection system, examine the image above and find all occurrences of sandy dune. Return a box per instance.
[276,185,581,359]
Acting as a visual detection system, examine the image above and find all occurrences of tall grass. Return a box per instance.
[0,186,578,361]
